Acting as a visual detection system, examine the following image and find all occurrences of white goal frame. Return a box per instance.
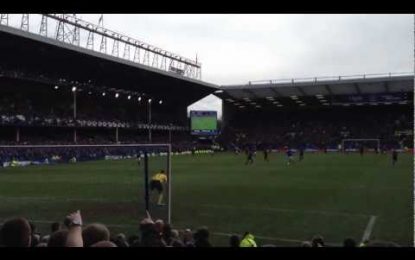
[0,143,172,224]
[341,139,380,152]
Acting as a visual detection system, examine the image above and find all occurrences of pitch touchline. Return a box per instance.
[199,204,371,218]
[0,196,371,218]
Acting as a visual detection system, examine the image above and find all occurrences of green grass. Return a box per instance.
[0,152,412,246]
[191,117,217,131]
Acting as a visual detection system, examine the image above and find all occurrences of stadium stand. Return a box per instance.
[216,74,413,153]
[220,105,412,151]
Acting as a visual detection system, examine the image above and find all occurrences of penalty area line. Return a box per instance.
[200,203,371,218]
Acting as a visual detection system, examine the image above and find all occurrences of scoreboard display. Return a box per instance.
[190,111,218,135]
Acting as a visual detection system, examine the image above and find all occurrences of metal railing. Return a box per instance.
[244,72,414,86]
[0,14,202,80]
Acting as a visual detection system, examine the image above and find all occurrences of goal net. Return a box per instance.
[0,143,171,234]
[341,139,380,152]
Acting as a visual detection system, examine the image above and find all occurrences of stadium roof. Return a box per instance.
[216,73,414,109]
[218,73,413,98]
[0,24,219,107]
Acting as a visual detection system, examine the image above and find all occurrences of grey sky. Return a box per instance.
[77,14,413,82]
[9,14,413,117]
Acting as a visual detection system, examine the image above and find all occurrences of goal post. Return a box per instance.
[0,143,172,224]
[341,139,380,152]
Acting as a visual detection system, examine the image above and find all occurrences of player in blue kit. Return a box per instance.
[245,148,255,165]
[298,146,304,161]
[392,149,398,166]
[286,148,294,165]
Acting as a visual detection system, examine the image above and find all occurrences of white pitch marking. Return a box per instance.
[200,203,371,218]
[360,215,377,244]
[0,196,371,217]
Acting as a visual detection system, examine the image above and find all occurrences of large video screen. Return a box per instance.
[190,110,218,135]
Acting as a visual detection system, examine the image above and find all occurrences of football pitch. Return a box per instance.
[0,152,412,246]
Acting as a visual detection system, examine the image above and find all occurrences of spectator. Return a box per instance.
[40,235,50,244]
[163,227,183,247]
[40,221,61,246]
[91,241,117,247]
[311,235,325,247]
[128,234,140,247]
[171,229,180,240]
[82,223,110,247]
[229,235,240,247]
[112,233,129,247]
[65,210,83,247]
[171,239,185,247]
[0,217,32,247]
[139,218,165,247]
[48,230,68,247]
[51,222,61,233]
[29,221,39,247]
[31,233,40,247]
[36,242,48,247]
[162,223,173,246]
[171,229,183,246]
[301,241,312,247]
[239,232,257,247]
[182,228,194,247]
[193,227,212,247]
[343,238,356,247]
[154,219,164,236]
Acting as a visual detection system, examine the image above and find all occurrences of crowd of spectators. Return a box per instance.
[0,70,187,131]
[0,146,144,164]
[0,141,212,166]
[0,133,215,166]
[221,106,412,151]
[0,210,398,247]
[0,108,187,132]
[2,68,412,153]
